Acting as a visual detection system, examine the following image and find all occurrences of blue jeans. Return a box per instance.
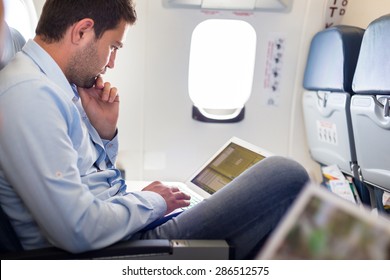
[139,156,309,259]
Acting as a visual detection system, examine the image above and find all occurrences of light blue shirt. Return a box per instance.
[0,40,166,253]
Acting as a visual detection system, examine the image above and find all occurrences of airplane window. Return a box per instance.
[3,0,37,40]
[188,19,257,122]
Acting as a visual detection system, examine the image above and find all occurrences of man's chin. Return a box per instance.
[82,77,98,89]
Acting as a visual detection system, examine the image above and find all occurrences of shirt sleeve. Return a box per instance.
[102,132,119,168]
[0,82,166,253]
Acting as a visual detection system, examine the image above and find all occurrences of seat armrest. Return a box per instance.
[1,239,172,260]
[1,239,232,260]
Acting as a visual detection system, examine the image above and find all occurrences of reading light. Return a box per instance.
[188,19,257,122]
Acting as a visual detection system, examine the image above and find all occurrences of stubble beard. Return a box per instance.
[66,42,100,89]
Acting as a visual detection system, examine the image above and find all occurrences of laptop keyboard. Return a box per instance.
[175,184,203,209]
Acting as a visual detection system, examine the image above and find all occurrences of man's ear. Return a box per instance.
[71,18,95,44]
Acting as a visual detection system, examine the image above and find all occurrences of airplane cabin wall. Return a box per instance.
[30,0,390,183]
[126,0,320,182]
[126,0,326,182]
[341,0,390,28]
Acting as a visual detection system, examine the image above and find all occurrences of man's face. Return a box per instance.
[67,20,129,88]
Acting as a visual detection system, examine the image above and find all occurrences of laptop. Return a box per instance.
[257,182,390,260]
[127,137,273,227]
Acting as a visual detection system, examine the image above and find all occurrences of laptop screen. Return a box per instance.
[258,184,390,260]
[190,142,266,195]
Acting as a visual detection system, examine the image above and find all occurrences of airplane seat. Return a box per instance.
[302,25,371,205]
[1,195,230,259]
[0,22,26,70]
[351,14,390,213]
[0,22,231,260]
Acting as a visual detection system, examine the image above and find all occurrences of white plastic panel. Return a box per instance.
[163,0,292,12]
[302,91,356,175]
[350,95,390,191]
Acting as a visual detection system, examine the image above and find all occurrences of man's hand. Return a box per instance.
[78,76,119,140]
[142,181,191,215]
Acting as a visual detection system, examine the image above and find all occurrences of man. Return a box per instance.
[0,0,309,259]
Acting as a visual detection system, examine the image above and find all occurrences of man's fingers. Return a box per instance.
[142,182,191,213]
[170,186,180,192]
[100,82,118,103]
[176,199,191,208]
[95,75,105,89]
[169,186,191,201]
[174,191,191,201]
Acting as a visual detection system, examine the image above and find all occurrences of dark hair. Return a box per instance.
[36,0,137,43]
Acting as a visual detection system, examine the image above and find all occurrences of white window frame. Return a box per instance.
[188,19,257,121]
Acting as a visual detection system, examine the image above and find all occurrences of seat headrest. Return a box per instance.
[0,22,26,70]
[303,25,364,92]
[352,14,390,94]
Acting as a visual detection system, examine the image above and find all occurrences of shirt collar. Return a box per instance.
[22,39,75,100]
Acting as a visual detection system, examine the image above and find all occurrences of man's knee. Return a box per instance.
[252,155,309,193]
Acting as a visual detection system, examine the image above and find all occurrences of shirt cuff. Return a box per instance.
[102,130,119,165]
[129,190,167,219]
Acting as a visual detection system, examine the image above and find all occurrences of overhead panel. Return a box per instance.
[162,0,293,12]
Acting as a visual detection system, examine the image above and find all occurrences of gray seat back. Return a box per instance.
[302,25,364,176]
[351,14,390,192]
[0,21,26,252]
[0,22,26,70]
